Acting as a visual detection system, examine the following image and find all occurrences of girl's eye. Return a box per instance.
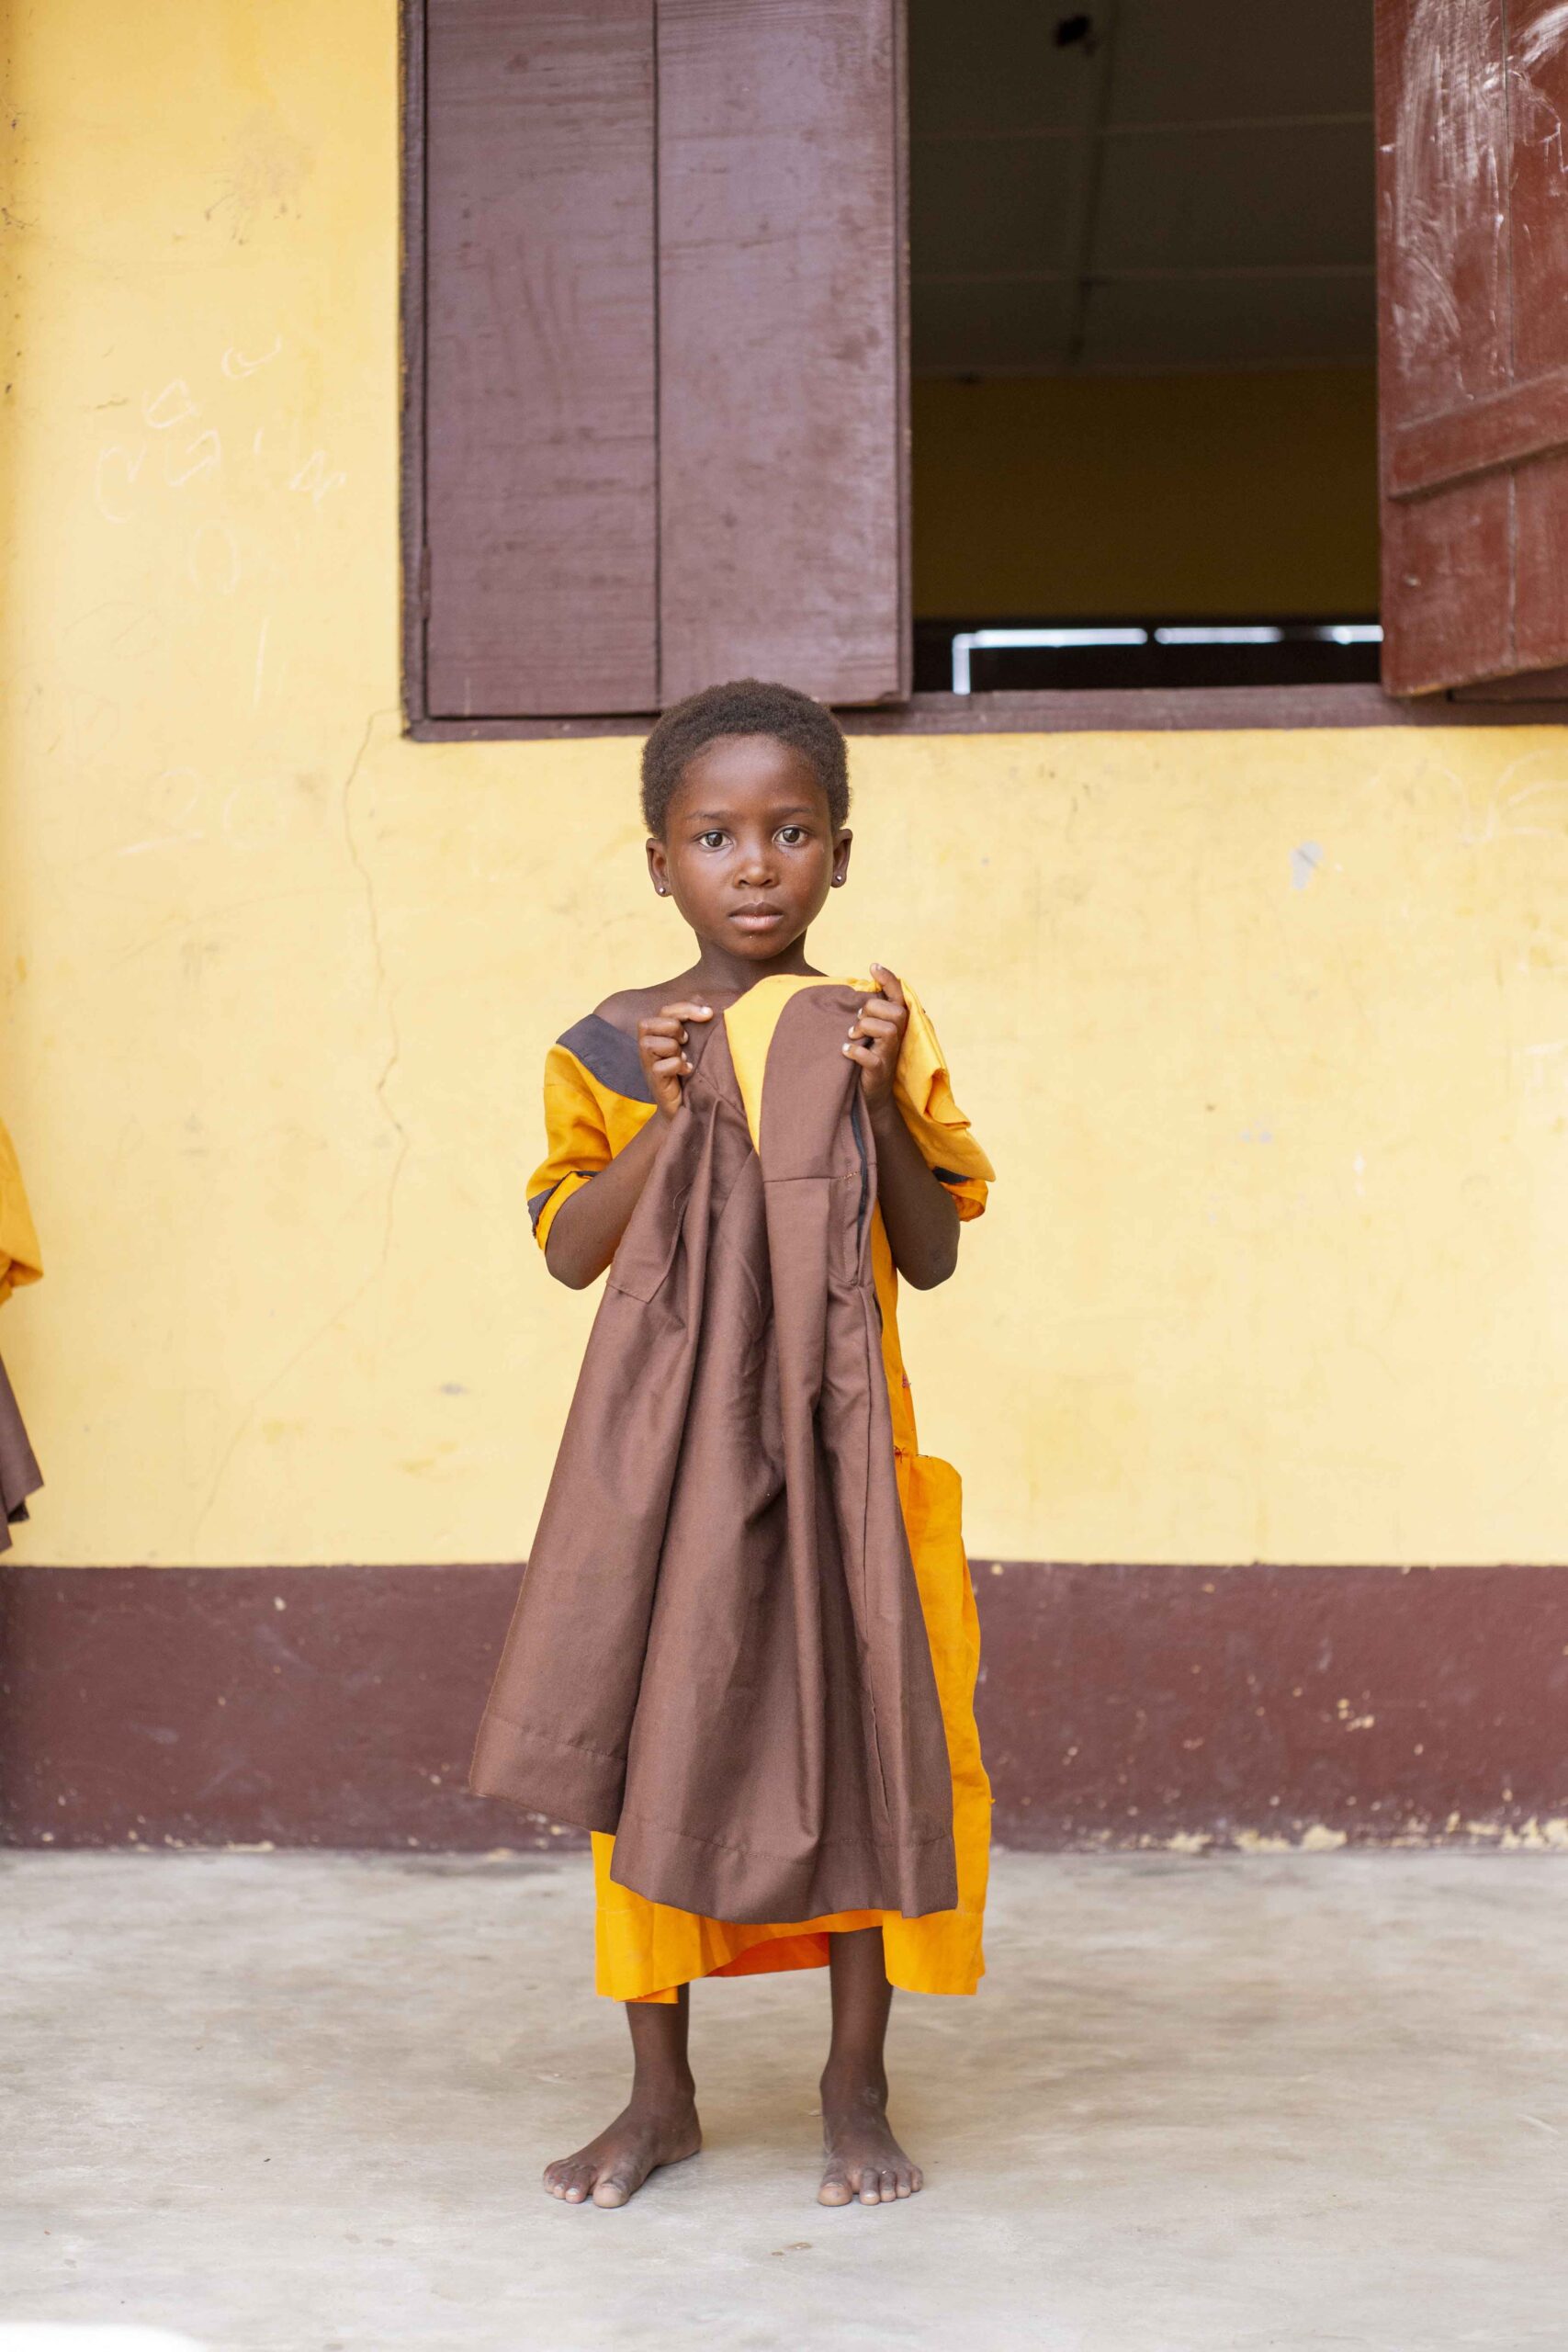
[776,827,806,846]
[697,831,728,850]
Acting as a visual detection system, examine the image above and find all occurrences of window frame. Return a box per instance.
[399,0,424,733]
[400,0,1568,741]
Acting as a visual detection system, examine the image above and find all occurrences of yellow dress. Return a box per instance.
[528,975,994,2001]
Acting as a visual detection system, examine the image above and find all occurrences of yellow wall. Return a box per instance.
[5,0,1568,1572]
[912,370,1381,618]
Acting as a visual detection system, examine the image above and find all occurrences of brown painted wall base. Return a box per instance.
[3,1562,1565,1852]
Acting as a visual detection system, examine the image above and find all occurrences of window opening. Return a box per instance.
[908,1,1380,696]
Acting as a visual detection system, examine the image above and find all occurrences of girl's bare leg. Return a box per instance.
[818,1927,924,2207]
[544,1986,701,2209]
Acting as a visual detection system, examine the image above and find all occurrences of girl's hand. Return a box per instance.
[637,1002,714,1119]
[844,964,908,1114]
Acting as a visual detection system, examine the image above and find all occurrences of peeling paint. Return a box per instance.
[1497,1815,1568,1850]
[1290,841,1324,891]
[1457,1817,1568,1846]
[1227,1826,1349,1854]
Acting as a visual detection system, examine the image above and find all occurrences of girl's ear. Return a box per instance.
[830,829,852,888]
[646,836,671,898]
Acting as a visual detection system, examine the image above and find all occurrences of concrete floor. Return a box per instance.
[2,1852,1564,2352]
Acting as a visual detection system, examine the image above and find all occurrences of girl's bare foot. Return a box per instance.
[818,2067,923,2207]
[544,2089,702,2209]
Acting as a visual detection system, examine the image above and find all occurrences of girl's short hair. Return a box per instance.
[640,678,851,837]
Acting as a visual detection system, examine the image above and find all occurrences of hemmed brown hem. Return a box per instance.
[468,1718,621,1836]
[608,1806,959,1926]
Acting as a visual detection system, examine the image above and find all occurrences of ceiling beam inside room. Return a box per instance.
[909,0,1376,375]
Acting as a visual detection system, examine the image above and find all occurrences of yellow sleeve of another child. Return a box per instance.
[0,1120,43,1306]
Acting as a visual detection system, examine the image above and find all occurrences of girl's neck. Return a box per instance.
[686,934,820,999]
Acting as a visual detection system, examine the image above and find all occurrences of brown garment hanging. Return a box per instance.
[470,982,957,1926]
[0,1349,42,1554]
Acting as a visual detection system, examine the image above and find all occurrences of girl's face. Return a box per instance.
[647,733,852,962]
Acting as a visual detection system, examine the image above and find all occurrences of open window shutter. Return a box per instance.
[656,0,909,707]
[1377,0,1568,695]
[416,0,908,718]
[423,2,660,717]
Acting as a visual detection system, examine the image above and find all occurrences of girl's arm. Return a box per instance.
[544,1114,666,1289]
[865,1093,960,1291]
[846,967,960,1292]
[544,1002,713,1289]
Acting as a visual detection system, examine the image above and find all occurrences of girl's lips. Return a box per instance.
[730,906,785,927]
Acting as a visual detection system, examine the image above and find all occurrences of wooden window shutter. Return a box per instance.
[656,1,909,707]
[423,2,660,718]
[1377,0,1568,695]
[415,0,908,720]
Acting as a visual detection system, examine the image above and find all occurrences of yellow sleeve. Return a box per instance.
[528,1046,615,1253]
[0,1119,43,1306]
[892,983,995,1223]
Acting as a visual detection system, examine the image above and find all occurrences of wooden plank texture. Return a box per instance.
[423,0,658,717]
[1376,0,1508,695]
[1377,0,1568,693]
[1510,0,1568,378]
[1379,476,1513,697]
[1514,448,1568,671]
[1387,364,1568,497]
[400,2,429,724]
[1507,4,1568,673]
[656,0,908,707]
[1376,0,1508,424]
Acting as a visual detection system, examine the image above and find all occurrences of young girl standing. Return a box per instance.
[478,679,993,2210]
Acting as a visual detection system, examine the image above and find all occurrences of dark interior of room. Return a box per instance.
[908,0,1381,693]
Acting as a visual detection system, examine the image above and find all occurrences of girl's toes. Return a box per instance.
[545,2159,592,2202]
[879,2168,899,2202]
[858,2174,882,2205]
[894,2173,914,2198]
[818,2166,854,2207]
[592,2174,632,2208]
[908,2166,924,2195]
